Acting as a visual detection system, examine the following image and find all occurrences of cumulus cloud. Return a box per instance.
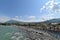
[0,16,39,22]
[28,16,36,19]
[40,0,60,13]
[0,16,23,23]
[1,0,60,22]
[12,16,23,21]
[0,15,51,22]
[12,16,38,22]
[20,16,38,22]
[40,13,55,21]
[24,19,40,22]
[40,0,60,21]
[0,16,10,23]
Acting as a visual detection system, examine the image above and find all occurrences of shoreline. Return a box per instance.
[16,26,59,40]
[0,25,59,40]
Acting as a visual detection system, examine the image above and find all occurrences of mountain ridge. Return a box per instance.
[4,18,60,24]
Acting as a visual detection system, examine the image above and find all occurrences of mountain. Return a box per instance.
[42,18,60,23]
[5,20,40,24]
[5,18,60,24]
[5,20,20,23]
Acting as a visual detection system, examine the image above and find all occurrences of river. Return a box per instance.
[0,25,60,40]
[0,25,31,40]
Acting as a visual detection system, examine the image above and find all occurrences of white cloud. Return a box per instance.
[15,16,19,19]
[0,16,39,22]
[0,14,55,22]
[0,16,23,23]
[28,16,36,20]
[0,16,10,23]
[40,0,60,21]
[24,19,40,22]
[1,0,60,22]
[12,16,23,21]
[23,16,38,22]
[40,13,55,22]
[40,0,60,13]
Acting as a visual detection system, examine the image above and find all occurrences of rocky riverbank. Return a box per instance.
[16,26,59,40]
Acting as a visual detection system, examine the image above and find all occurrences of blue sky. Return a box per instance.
[0,0,60,22]
[0,0,48,17]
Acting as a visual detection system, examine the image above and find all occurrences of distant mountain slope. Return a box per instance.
[5,20,20,23]
[5,18,60,24]
[43,18,60,23]
[5,20,40,24]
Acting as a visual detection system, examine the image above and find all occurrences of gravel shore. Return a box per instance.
[16,26,59,40]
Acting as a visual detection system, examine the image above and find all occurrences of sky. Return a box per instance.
[0,0,60,22]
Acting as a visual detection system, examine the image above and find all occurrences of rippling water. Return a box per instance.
[0,25,30,40]
[48,30,60,38]
[0,25,60,40]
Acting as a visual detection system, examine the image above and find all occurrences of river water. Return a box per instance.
[48,30,60,38]
[0,25,31,40]
[0,25,60,40]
